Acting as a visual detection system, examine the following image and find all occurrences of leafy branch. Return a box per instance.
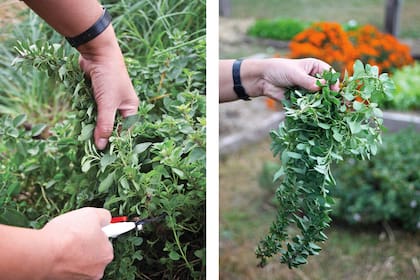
[256,60,395,268]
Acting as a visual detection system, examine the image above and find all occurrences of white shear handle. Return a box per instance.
[102,222,136,238]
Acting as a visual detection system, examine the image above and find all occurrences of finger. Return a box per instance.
[300,75,324,92]
[94,105,117,150]
[312,60,340,91]
[306,58,334,76]
[331,82,340,92]
[119,100,139,118]
[94,208,112,227]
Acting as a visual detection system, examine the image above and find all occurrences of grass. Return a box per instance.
[229,0,420,38]
[219,137,420,279]
[0,11,72,124]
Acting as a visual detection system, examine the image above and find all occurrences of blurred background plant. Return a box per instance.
[347,24,413,74]
[289,21,413,76]
[289,22,358,76]
[258,128,420,232]
[247,18,306,41]
[0,11,71,124]
[375,62,420,111]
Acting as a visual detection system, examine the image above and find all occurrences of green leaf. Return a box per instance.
[347,119,362,134]
[100,154,117,172]
[7,183,21,196]
[332,129,343,142]
[295,256,307,264]
[12,114,27,127]
[172,168,185,179]
[169,251,181,261]
[353,59,364,76]
[273,166,285,181]
[373,108,383,117]
[122,114,139,130]
[194,248,205,259]
[314,164,327,175]
[6,128,19,138]
[188,147,205,163]
[81,159,92,173]
[31,124,47,137]
[78,124,95,141]
[308,242,322,251]
[0,208,29,227]
[318,122,330,129]
[134,142,152,154]
[98,171,115,193]
[353,101,364,111]
[287,151,302,159]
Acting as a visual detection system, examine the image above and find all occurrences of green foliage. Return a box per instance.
[332,128,420,231]
[0,11,71,124]
[375,62,420,111]
[256,61,395,268]
[0,0,205,279]
[259,129,420,232]
[247,18,306,41]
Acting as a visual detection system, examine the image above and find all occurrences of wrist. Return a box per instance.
[37,227,59,279]
[76,25,123,61]
[239,59,266,98]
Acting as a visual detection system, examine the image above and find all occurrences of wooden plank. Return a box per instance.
[384,0,402,36]
[219,0,231,17]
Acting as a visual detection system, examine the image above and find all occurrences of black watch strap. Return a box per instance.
[232,59,251,101]
[66,8,112,48]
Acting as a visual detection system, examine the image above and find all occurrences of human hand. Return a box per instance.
[78,27,139,150]
[41,207,113,280]
[258,58,340,101]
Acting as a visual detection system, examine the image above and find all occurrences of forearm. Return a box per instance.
[23,0,121,57]
[219,59,265,102]
[23,0,103,37]
[0,225,53,280]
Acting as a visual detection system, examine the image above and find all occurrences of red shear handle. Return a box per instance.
[111,216,128,223]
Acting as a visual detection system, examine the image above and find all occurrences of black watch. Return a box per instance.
[66,8,112,48]
[232,59,251,101]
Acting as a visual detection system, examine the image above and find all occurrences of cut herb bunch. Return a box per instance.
[256,60,395,268]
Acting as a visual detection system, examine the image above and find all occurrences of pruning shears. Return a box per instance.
[102,214,165,238]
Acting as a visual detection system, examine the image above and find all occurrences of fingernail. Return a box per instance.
[97,138,108,150]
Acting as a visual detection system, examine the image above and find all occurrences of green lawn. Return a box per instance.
[229,0,420,38]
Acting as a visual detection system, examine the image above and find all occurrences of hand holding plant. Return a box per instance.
[259,58,340,101]
[77,26,139,150]
[256,60,395,268]
[219,58,339,102]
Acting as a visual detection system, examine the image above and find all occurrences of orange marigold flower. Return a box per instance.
[288,22,413,76]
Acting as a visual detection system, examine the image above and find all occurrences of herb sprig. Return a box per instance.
[256,60,395,268]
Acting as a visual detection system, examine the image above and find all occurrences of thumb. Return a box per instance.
[95,208,112,227]
[94,104,117,150]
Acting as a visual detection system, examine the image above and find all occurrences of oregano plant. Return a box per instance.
[0,0,206,277]
[256,60,395,268]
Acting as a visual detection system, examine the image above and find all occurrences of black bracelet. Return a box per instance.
[66,8,112,48]
[232,59,251,101]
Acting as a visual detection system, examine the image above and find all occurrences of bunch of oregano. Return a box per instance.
[256,60,395,268]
